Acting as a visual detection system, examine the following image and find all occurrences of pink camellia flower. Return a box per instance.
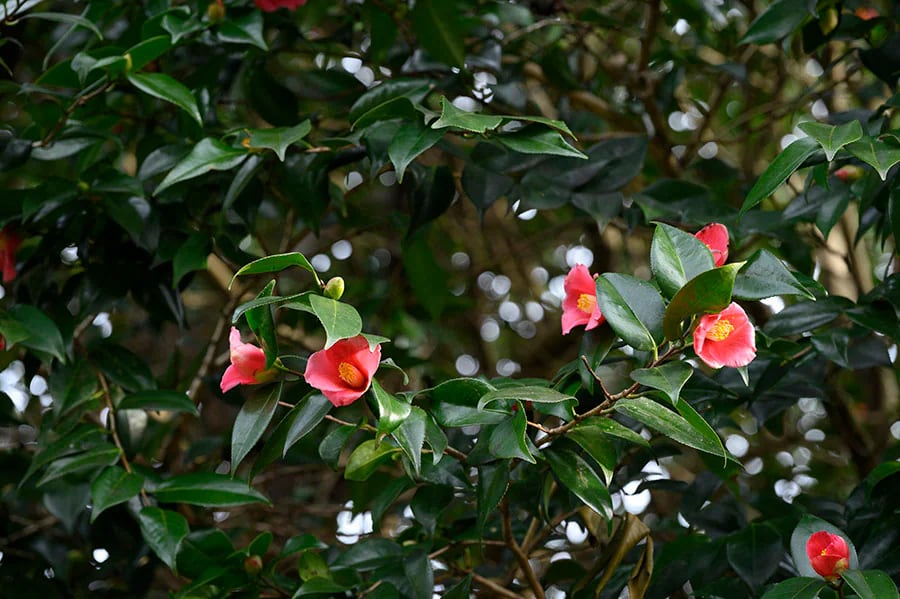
[693,302,756,368]
[221,327,276,393]
[807,531,850,580]
[561,264,605,335]
[254,0,306,11]
[694,223,729,267]
[0,227,22,283]
[855,7,879,20]
[304,335,381,407]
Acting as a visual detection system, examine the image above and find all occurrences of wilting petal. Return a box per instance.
[695,223,729,267]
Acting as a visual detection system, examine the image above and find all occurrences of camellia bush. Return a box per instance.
[1,0,899,597]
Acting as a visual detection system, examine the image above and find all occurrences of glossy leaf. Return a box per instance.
[841,570,900,599]
[118,390,198,416]
[545,446,612,521]
[496,125,587,159]
[595,273,666,351]
[477,385,575,410]
[349,79,429,130]
[308,294,363,349]
[797,120,863,161]
[432,96,503,133]
[411,0,465,67]
[630,361,693,406]
[388,120,444,183]
[139,507,189,572]
[573,417,651,448]
[152,473,271,507]
[740,0,812,46]
[344,439,401,481]
[477,462,509,530]
[760,577,827,599]
[488,409,535,463]
[245,280,278,368]
[430,378,507,427]
[614,397,726,459]
[155,138,247,194]
[663,263,743,341]
[231,382,282,473]
[246,121,312,161]
[650,222,715,298]
[789,515,859,579]
[127,72,202,126]
[231,253,319,286]
[393,406,426,475]
[741,137,820,215]
[6,304,67,362]
[733,249,815,300]
[218,11,267,50]
[36,444,121,487]
[90,466,144,521]
[371,379,411,436]
[726,523,784,589]
[282,394,332,457]
[846,136,900,180]
[565,424,617,483]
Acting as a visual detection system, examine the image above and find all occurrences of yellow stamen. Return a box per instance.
[706,319,734,342]
[337,361,366,389]
[576,293,596,314]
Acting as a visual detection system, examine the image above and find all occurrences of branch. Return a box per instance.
[501,500,544,599]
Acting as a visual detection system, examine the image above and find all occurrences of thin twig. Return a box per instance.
[471,572,521,599]
[96,370,150,506]
[501,500,544,599]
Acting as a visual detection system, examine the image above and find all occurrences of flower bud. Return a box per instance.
[207,0,226,23]
[323,276,345,300]
[806,531,850,580]
[244,554,263,575]
[819,8,839,35]
[835,165,863,183]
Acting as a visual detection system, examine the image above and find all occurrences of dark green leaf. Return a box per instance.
[760,577,827,599]
[726,523,784,589]
[20,11,103,40]
[388,120,444,183]
[245,280,278,368]
[393,405,426,475]
[152,473,271,507]
[118,390,198,416]
[565,424,617,483]
[344,439,401,481]
[127,72,202,126]
[740,0,812,46]
[36,445,121,487]
[846,136,900,180]
[663,263,743,341]
[91,466,144,521]
[789,515,859,579]
[139,507,189,572]
[733,250,815,300]
[172,232,209,287]
[155,138,247,194]
[477,385,575,410]
[283,394,332,457]
[574,417,650,448]
[841,570,899,599]
[430,378,507,427]
[349,79,429,130]
[797,121,863,161]
[496,125,587,159]
[231,252,321,287]
[309,295,363,349]
[545,446,612,521]
[411,0,465,67]
[614,397,726,459]
[488,409,535,463]
[218,11,267,50]
[650,222,715,298]
[432,96,503,133]
[231,382,282,473]
[741,137,820,215]
[630,362,693,406]
[5,304,66,362]
[371,379,411,436]
[247,121,312,161]
[126,35,172,71]
[676,400,728,464]
[477,462,509,530]
[595,273,666,351]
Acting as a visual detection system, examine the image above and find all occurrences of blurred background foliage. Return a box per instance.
[0,0,898,597]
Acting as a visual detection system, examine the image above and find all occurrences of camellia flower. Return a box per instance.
[254,0,307,12]
[561,264,605,335]
[221,327,276,393]
[807,531,850,580]
[855,7,879,20]
[694,223,729,267]
[304,335,381,407]
[0,227,22,283]
[835,165,864,183]
[693,302,756,368]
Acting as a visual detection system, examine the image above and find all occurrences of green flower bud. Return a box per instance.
[323,276,345,300]
[244,554,263,575]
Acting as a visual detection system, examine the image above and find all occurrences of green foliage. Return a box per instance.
[2,0,899,597]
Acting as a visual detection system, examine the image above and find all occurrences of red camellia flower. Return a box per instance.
[561,264,605,335]
[254,0,307,12]
[694,223,729,267]
[855,7,879,20]
[807,531,850,579]
[221,327,276,392]
[304,335,381,407]
[693,302,756,368]
[835,165,863,183]
[0,227,23,283]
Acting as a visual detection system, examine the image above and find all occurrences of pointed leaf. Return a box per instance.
[733,249,815,300]
[371,379,411,437]
[595,273,666,351]
[630,362,693,406]
[246,121,312,161]
[574,417,650,449]
[245,280,278,368]
[477,462,509,530]
[650,222,715,298]
[388,120,444,183]
[308,295,363,349]
[739,0,812,46]
[488,409,535,463]
[155,138,247,194]
[36,445,121,487]
[846,136,900,180]
[139,507,189,572]
[545,446,612,521]
[344,439,401,481]
[91,466,144,521]
[760,577,827,599]
[741,137,820,215]
[614,397,726,459]
[118,390,199,416]
[411,0,465,67]
[841,570,899,599]
[282,394,332,456]
[797,121,863,161]
[230,252,321,288]
[6,304,67,362]
[565,425,617,483]
[664,263,743,340]
[789,515,859,579]
[432,96,503,133]
[676,399,728,463]
[496,125,587,159]
[218,11,267,50]
[127,72,202,126]
[231,382,282,473]
[152,473,271,507]
[478,385,575,410]
[393,406,427,475]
